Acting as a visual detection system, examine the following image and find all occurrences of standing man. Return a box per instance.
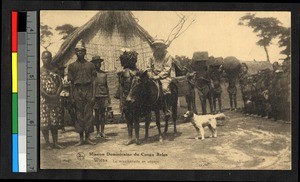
[148,39,174,118]
[68,39,97,146]
[91,56,111,138]
[191,52,214,115]
[269,67,284,121]
[40,51,64,149]
[239,63,249,112]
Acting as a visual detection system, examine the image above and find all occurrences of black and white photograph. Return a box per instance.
[39,10,291,170]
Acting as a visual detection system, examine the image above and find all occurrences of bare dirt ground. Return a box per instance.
[40,108,291,170]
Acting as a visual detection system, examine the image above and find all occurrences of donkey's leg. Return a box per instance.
[172,100,178,137]
[155,110,163,142]
[134,117,141,145]
[163,93,173,134]
[163,114,169,135]
[144,113,151,140]
[126,115,134,145]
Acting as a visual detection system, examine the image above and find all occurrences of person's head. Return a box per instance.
[75,39,86,60]
[119,50,138,69]
[56,65,66,77]
[272,61,279,71]
[151,40,168,59]
[191,52,209,71]
[241,63,248,73]
[282,60,291,73]
[41,51,52,68]
[91,56,104,71]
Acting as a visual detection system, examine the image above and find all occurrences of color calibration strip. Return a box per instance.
[12,11,37,173]
[12,11,19,173]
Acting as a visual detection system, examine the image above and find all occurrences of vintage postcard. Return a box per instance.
[39,10,291,169]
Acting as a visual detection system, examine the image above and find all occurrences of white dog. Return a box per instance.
[183,111,226,140]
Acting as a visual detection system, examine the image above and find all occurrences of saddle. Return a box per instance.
[148,78,163,106]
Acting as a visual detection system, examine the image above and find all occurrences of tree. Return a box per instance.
[40,24,54,50]
[55,24,78,40]
[238,13,282,62]
[40,23,78,51]
[278,27,291,59]
[165,13,196,47]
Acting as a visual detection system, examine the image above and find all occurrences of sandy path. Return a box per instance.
[40,110,291,170]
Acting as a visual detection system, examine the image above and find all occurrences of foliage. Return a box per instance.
[278,27,291,58]
[40,24,54,50]
[55,24,78,40]
[239,14,282,46]
[239,13,283,62]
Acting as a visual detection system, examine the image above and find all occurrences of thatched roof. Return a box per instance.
[52,11,155,66]
[241,61,273,74]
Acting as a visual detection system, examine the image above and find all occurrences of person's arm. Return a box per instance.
[67,65,74,102]
[105,74,111,104]
[93,79,96,99]
[158,55,172,79]
[55,75,63,98]
[147,57,153,69]
[146,58,156,78]
[91,65,97,101]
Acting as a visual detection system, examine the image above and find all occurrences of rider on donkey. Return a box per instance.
[148,39,175,119]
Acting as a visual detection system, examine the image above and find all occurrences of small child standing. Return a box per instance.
[91,56,111,138]
[227,78,237,111]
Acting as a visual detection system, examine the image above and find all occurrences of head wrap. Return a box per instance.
[119,50,138,67]
[75,39,86,51]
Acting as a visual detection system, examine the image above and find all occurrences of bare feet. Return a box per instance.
[127,139,135,145]
[96,132,101,138]
[45,142,52,150]
[100,132,106,138]
[85,138,96,145]
[53,143,65,149]
[136,139,141,145]
[74,140,84,146]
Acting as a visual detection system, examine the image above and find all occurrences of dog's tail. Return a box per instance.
[214,113,226,120]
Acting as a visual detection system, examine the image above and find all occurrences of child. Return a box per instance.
[40,51,64,149]
[227,78,237,111]
[91,56,111,138]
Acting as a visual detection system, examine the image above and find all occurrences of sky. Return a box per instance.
[40,11,291,63]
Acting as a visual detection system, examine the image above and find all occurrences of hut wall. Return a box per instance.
[65,29,153,71]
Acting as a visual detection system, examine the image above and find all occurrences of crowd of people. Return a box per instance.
[40,38,291,149]
[239,59,291,122]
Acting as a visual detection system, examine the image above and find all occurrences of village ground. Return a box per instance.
[40,84,291,169]
[40,110,291,170]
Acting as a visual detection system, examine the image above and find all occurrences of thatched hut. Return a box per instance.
[52,11,156,117]
[53,11,155,71]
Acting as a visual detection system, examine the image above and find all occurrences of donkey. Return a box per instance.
[126,70,178,142]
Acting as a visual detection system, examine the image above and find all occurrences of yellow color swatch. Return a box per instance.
[12,52,18,93]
